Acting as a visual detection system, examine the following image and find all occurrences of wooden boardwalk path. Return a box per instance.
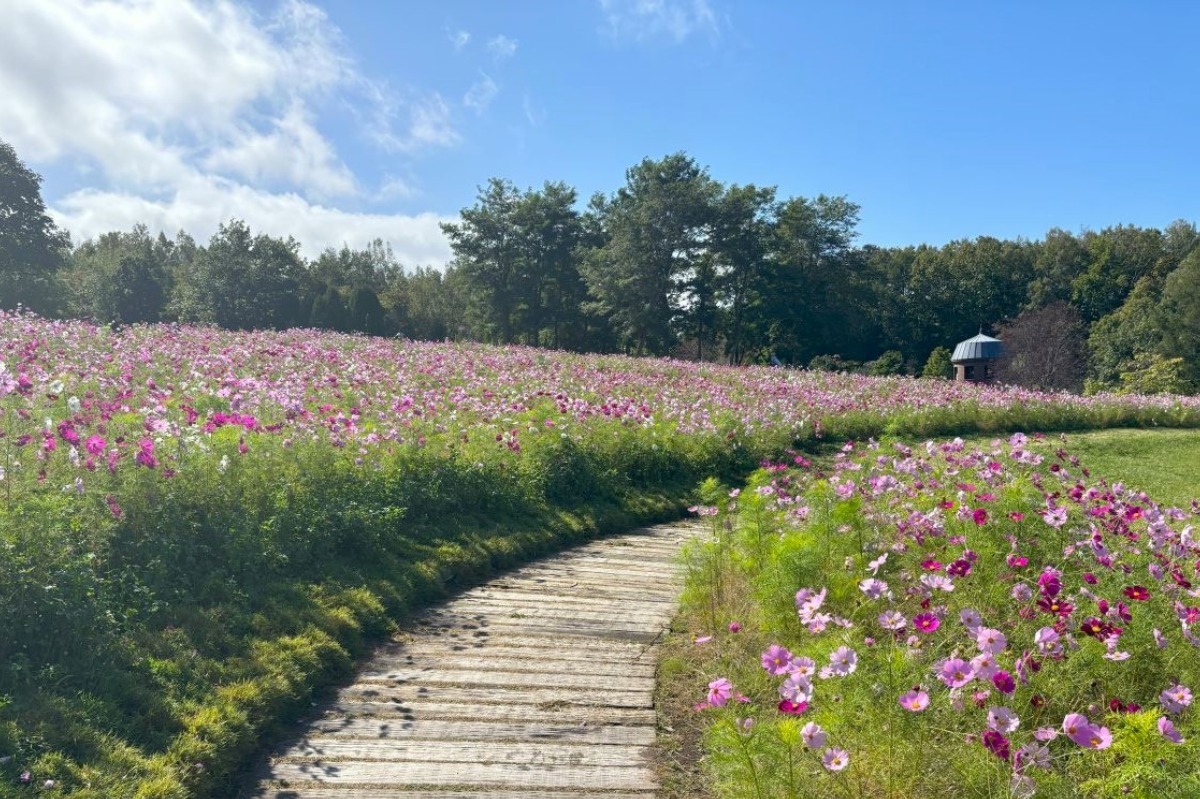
[248,520,702,799]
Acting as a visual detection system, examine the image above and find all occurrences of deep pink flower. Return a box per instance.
[992,670,1016,695]
[777,700,807,715]
[1123,585,1150,601]
[982,730,1011,761]
[914,613,940,634]
[85,434,107,455]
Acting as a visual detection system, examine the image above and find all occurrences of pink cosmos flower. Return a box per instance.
[914,613,940,634]
[938,657,975,688]
[827,646,857,676]
[779,673,812,704]
[960,608,982,631]
[1159,716,1185,744]
[976,627,1007,654]
[728,621,741,632]
[970,652,998,680]
[858,578,888,599]
[987,705,1020,733]
[85,434,107,455]
[787,656,816,677]
[777,699,807,715]
[694,635,713,644]
[1160,684,1193,714]
[1014,742,1051,771]
[1033,627,1062,657]
[761,644,793,675]
[899,689,930,712]
[801,721,826,748]
[878,610,906,630]
[707,678,733,707]
[1042,506,1068,528]
[822,747,849,771]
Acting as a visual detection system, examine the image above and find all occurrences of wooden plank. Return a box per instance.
[336,683,653,708]
[301,717,656,745]
[456,588,677,607]
[433,602,671,625]
[378,635,657,659]
[278,740,648,767]
[257,788,655,798]
[411,615,668,643]
[263,760,657,790]
[358,656,656,679]
[351,668,651,693]
[313,701,655,726]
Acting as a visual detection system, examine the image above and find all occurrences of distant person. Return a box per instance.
[769,353,782,368]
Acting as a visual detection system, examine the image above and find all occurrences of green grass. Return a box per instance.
[1055,429,1200,508]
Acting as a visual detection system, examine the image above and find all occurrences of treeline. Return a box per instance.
[3,140,1200,392]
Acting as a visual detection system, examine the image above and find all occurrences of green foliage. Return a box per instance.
[1116,352,1191,395]
[0,138,70,314]
[865,349,905,376]
[921,346,954,379]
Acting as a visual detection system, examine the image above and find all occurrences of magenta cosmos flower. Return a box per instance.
[914,613,940,634]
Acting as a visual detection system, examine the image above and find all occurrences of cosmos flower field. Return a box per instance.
[683,435,1200,798]
[2,310,1200,797]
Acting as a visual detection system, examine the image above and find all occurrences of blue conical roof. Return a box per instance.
[951,332,1003,362]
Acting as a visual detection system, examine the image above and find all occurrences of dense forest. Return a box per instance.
[3,140,1199,393]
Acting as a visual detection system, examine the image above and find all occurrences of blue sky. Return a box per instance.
[2,1,1197,264]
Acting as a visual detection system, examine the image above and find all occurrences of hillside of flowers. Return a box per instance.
[680,435,1200,798]
[2,310,1200,798]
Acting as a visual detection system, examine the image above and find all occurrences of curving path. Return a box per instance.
[248,520,703,799]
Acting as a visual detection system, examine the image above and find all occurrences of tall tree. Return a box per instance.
[68,224,173,324]
[442,179,524,343]
[581,153,721,355]
[176,220,305,329]
[751,194,861,364]
[0,140,70,314]
[713,183,776,364]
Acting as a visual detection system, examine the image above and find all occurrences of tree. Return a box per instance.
[176,220,305,329]
[0,139,70,313]
[922,346,954,379]
[1155,247,1200,387]
[750,194,862,364]
[713,184,776,364]
[996,301,1087,392]
[581,153,722,355]
[67,225,173,324]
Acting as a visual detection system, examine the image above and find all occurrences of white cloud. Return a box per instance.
[448,28,471,51]
[523,94,547,127]
[599,0,720,43]
[487,34,519,61]
[0,0,460,264]
[204,103,357,198]
[51,176,453,265]
[464,74,500,114]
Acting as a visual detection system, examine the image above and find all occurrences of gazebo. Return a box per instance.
[951,331,1003,384]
